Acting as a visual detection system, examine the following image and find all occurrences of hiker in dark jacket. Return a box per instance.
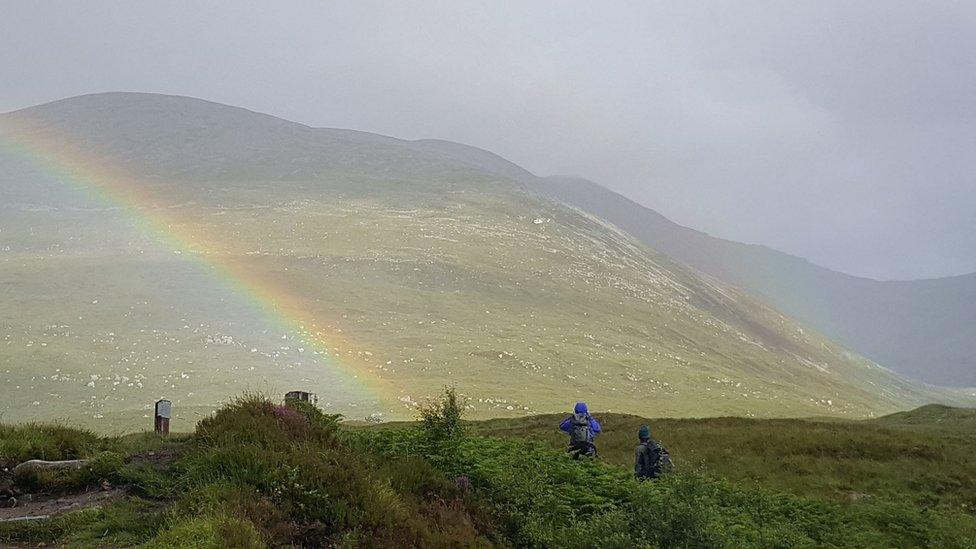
[635,425,672,480]
[559,402,602,458]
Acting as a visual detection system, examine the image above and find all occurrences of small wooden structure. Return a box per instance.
[285,390,318,404]
[154,399,172,435]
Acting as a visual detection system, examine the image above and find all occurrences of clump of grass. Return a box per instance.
[12,450,125,493]
[0,423,103,469]
[0,507,105,545]
[0,498,165,546]
[144,512,264,549]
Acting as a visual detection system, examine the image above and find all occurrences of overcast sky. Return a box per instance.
[3,1,974,280]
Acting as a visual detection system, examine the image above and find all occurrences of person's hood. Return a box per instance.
[574,402,588,414]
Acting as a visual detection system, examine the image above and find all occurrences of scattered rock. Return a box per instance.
[0,514,49,523]
[12,459,88,475]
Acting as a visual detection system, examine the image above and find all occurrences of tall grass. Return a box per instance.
[354,392,976,548]
[4,395,975,547]
[0,423,102,469]
[471,412,976,510]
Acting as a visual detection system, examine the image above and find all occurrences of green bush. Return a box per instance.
[420,386,466,441]
[163,394,495,547]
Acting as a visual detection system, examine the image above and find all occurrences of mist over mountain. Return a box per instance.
[2,92,970,428]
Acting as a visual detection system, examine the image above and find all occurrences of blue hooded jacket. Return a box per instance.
[560,402,602,435]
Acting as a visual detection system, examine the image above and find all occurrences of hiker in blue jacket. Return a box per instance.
[559,401,602,458]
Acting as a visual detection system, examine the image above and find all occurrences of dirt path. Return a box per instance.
[0,488,123,522]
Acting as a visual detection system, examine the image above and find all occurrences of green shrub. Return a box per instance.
[420,387,466,442]
[168,393,496,546]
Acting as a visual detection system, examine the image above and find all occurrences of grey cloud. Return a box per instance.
[2,0,974,279]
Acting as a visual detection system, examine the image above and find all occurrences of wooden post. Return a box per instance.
[285,390,317,404]
[154,399,171,435]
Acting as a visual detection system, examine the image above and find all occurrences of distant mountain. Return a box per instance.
[410,141,976,388]
[1,92,972,429]
[524,177,976,388]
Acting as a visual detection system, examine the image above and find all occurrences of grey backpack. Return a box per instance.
[569,413,593,445]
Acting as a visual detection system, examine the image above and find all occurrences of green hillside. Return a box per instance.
[2,395,975,547]
[1,92,972,430]
[872,403,976,433]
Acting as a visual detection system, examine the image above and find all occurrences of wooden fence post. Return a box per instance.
[154,399,171,435]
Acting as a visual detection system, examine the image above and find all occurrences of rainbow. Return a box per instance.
[0,116,394,407]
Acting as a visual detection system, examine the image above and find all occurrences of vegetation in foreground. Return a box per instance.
[1,393,975,547]
[467,404,976,509]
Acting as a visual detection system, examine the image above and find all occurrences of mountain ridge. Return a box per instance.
[400,125,976,387]
[1,92,973,430]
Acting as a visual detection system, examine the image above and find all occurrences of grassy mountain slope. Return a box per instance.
[406,138,976,388]
[527,176,976,388]
[1,92,972,430]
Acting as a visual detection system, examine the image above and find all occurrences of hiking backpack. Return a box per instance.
[568,413,593,446]
[652,441,674,475]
